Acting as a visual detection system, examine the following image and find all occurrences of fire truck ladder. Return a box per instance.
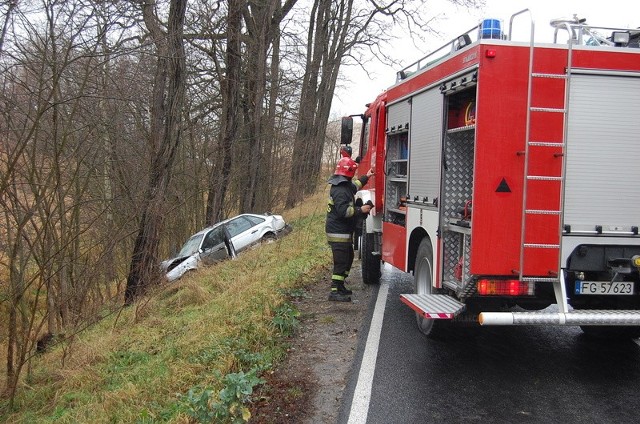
[480,20,640,327]
[517,15,572,308]
[509,12,575,310]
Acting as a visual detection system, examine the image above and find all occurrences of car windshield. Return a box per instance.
[177,233,204,257]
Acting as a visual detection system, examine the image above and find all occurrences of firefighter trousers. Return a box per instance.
[329,240,354,284]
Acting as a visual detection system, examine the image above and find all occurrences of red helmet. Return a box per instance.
[334,157,358,178]
[340,145,352,158]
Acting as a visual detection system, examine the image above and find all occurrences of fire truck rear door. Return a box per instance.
[563,72,640,235]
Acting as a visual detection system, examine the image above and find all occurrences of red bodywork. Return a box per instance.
[359,40,640,280]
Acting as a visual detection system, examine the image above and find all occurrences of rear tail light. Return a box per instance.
[477,279,534,296]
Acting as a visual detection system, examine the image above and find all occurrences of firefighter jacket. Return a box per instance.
[325,174,369,243]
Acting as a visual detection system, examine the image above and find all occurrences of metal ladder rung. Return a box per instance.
[532,73,567,79]
[530,107,566,113]
[519,21,571,283]
[528,141,565,147]
[525,209,561,215]
[526,175,562,181]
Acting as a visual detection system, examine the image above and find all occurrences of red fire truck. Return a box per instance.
[341,10,640,339]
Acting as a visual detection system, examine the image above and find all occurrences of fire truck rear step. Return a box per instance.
[479,310,640,326]
[400,294,465,320]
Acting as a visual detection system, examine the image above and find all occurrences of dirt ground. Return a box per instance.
[250,264,373,423]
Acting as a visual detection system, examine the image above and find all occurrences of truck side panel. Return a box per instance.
[564,72,640,234]
[382,221,406,268]
[470,45,531,275]
[408,88,443,204]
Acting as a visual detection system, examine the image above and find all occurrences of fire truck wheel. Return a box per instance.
[361,222,381,285]
[579,325,640,340]
[414,238,446,338]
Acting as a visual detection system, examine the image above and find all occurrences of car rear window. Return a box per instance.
[246,215,266,226]
[226,217,253,237]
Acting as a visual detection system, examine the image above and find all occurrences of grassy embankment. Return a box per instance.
[0,190,331,423]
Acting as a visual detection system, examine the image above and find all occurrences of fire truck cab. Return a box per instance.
[342,10,640,339]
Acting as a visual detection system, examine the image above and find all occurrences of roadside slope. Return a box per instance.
[251,265,373,423]
[1,190,348,423]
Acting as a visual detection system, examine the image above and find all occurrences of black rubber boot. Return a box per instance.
[336,282,352,295]
[328,285,351,302]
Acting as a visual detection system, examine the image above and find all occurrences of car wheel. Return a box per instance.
[262,233,276,243]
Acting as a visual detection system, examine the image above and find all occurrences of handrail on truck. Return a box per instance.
[396,10,639,83]
[508,8,532,40]
[551,16,639,46]
[396,8,530,82]
[396,23,481,82]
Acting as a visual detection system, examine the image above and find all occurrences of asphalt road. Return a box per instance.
[339,265,640,424]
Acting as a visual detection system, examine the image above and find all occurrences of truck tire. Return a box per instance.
[360,221,381,285]
[414,238,446,338]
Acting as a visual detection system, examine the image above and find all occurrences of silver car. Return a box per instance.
[161,213,289,281]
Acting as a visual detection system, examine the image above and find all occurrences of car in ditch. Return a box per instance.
[161,213,289,282]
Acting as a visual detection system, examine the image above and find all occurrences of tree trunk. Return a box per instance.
[125,0,188,305]
[240,1,270,213]
[259,28,281,212]
[287,0,341,207]
[205,0,242,225]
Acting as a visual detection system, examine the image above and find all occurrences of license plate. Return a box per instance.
[575,281,635,295]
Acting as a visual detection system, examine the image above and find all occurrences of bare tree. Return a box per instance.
[124,0,188,304]
[0,0,141,401]
[204,0,298,222]
[236,0,298,213]
[204,0,242,224]
[286,0,482,206]
[0,0,17,57]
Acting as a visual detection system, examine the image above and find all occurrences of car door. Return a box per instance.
[225,216,258,252]
[199,227,231,265]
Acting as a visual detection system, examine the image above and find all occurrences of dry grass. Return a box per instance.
[0,189,332,423]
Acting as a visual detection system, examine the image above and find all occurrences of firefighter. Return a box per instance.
[326,156,374,302]
[339,144,371,244]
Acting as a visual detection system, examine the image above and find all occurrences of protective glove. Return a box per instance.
[361,200,374,215]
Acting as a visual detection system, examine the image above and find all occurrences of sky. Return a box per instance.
[331,0,640,116]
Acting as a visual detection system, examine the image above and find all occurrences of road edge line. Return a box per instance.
[347,281,389,424]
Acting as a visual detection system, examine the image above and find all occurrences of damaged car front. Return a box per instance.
[160,224,235,282]
[161,212,291,282]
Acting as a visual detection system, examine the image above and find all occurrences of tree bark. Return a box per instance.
[205,0,242,225]
[124,0,188,305]
[239,0,297,213]
[287,0,346,207]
